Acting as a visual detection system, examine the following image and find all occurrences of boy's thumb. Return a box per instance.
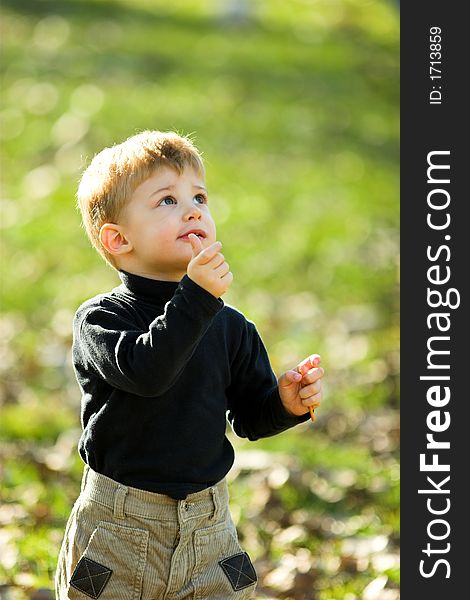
[279,370,302,387]
[189,233,203,257]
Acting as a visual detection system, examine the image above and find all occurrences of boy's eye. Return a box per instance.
[160,196,176,206]
[194,193,207,204]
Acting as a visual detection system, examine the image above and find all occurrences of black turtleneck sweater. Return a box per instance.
[72,271,309,499]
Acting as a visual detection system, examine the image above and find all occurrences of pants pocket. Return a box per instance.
[192,520,257,600]
[67,521,149,600]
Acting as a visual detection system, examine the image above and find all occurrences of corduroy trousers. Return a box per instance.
[55,465,257,599]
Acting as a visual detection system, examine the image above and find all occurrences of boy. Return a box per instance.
[55,130,324,599]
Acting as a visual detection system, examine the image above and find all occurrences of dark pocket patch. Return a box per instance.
[219,552,257,591]
[70,556,113,599]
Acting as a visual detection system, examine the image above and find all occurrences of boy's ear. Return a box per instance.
[99,223,133,256]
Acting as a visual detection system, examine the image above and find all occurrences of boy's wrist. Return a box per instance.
[186,274,221,299]
[270,387,311,426]
[180,275,224,312]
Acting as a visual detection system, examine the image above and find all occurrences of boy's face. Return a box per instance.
[116,166,216,280]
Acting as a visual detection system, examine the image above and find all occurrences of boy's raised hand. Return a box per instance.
[277,354,324,417]
[187,234,233,298]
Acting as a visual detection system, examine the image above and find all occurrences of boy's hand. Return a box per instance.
[187,234,233,298]
[278,354,324,417]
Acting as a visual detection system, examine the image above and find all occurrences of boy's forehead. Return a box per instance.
[142,166,206,192]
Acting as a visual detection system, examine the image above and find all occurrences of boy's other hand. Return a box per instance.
[187,234,233,298]
[278,354,324,416]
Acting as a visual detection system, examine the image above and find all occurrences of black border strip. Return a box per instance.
[401,2,467,596]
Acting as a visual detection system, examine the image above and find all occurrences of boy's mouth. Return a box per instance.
[177,229,206,240]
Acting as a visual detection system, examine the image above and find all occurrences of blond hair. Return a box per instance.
[77,130,205,267]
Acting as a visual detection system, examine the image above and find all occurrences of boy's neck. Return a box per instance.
[115,258,185,282]
[119,268,184,282]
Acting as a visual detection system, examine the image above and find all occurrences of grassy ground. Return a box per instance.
[0,1,399,598]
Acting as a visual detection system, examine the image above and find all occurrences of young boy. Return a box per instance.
[55,130,324,599]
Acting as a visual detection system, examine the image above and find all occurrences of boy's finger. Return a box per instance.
[299,381,321,399]
[297,354,321,376]
[220,271,233,285]
[301,366,324,385]
[214,260,230,276]
[210,252,225,269]
[301,392,322,408]
[194,240,223,264]
[188,233,204,257]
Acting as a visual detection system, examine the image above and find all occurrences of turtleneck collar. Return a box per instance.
[118,270,181,304]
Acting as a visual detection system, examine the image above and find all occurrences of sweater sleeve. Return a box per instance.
[226,319,309,440]
[73,276,223,397]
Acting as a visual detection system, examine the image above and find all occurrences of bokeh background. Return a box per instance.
[0,1,399,598]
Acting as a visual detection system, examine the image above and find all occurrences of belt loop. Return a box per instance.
[81,465,90,493]
[209,486,220,521]
[113,485,128,519]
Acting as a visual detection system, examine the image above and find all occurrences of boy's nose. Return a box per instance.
[183,204,202,220]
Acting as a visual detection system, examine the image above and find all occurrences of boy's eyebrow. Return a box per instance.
[149,184,207,197]
[149,186,173,198]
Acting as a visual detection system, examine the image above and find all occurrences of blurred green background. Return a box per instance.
[0,1,399,598]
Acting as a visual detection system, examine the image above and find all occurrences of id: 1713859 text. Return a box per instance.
[429,26,442,105]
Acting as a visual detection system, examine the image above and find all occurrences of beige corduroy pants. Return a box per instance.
[55,465,257,599]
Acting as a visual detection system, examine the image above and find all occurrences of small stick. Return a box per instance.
[298,355,321,423]
[309,405,315,422]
